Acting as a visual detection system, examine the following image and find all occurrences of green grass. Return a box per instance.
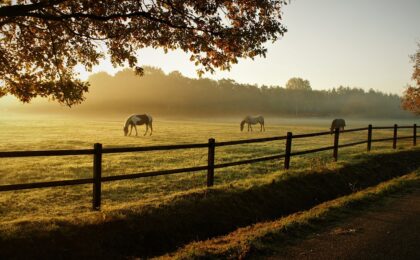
[159,172,420,260]
[0,116,418,225]
[0,115,419,259]
[0,147,418,259]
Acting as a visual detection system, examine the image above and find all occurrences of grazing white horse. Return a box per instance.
[123,114,153,136]
[330,118,346,134]
[240,115,265,132]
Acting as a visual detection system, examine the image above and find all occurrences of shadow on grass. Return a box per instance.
[1,149,419,259]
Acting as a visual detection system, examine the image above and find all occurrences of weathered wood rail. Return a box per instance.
[0,124,418,210]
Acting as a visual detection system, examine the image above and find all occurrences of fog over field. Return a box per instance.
[1,67,416,120]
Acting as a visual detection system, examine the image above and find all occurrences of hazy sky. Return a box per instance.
[77,0,420,95]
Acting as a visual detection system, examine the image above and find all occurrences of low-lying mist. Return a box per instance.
[2,67,415,120]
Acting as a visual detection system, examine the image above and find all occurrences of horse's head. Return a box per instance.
[240,120,245,131]
[123,126,129,136]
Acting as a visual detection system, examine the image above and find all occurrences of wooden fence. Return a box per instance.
[0,124,418,210]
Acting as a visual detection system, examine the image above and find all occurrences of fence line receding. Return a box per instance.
[0,123,418,210]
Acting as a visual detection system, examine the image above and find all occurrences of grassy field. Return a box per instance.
[0,115,418,226]
[161,172,420,259]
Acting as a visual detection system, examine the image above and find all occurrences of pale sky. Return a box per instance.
[77,0,420,95]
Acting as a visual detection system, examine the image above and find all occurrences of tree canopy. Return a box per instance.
[0,0,288,106]
[401,43,420,115]
[12,68,411,119]
[285,77,311,90]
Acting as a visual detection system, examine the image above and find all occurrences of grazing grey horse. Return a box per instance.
[123,114,153,136]
[240,115,265,132]
[330,118,346,134]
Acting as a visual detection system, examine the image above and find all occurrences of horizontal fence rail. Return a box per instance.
[395,126,415,129]
[0,149,94,158]
[0,178,93,192]
[341,127,369,133]
[292,131,331,138]
[101,166,209,182]
[372,126,396,130]
[216,136,286,146]
[0,123,419,210]
[338,140,368,148]
[102,143,209,154]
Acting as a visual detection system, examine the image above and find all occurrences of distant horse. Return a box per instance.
[123,114,153,136]
[330,118,346,134]
[240,115,265,132]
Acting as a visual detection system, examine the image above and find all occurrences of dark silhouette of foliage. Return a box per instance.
[402,43,420,115]
[0,0,288,106]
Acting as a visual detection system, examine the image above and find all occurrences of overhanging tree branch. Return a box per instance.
[0,0,288,106]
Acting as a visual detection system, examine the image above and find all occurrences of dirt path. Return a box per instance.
[267,186,420,260]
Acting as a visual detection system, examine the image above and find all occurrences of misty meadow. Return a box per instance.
[7,67,415,119]
[1,0,419,259]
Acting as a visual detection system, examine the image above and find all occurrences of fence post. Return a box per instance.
[333,128,340,161]
[207,138,215,187]
[393,124,397,149]
[414,124,417,146]
[284,132,292,169]
[367,124,372,152]
[93,143,102,210]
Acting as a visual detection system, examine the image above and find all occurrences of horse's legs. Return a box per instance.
[149,123,153,136]
[129,125,133,136]
[134,125,138,136]
[144,124,148,136]
[250,124,253,132]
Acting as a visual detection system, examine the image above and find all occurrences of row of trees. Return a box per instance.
[1,1,418,117]
[22,67,409,118]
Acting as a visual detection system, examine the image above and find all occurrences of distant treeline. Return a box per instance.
[15,67,413,118]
